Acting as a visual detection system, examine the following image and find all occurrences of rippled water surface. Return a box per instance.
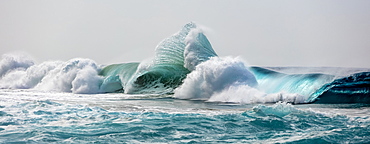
[0,90,369,143]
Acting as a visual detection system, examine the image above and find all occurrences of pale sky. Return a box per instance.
[1,0,370,68]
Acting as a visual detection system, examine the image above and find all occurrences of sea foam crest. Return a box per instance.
[174,56,307,104]
[0,53,34,77]
[174,57,257,100]
[183,27,218,71]
[0,61,61,89]
[208,85,305,104]
[251,102,298,117]
[35,58,102,94]
[0,53,102,94]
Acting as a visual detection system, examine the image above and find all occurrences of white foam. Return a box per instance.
[0,53,103,94]
[183,28,217,71]
[208,85,305,104]
[71,65,103,94]
[0,61,61,89]
[174,57,257,100]
[0,53,34,77]
[35,58,102,94]
[175,56,307,104]
[183,28,204,71]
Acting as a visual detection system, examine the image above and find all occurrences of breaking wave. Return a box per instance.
[0,22,369,104]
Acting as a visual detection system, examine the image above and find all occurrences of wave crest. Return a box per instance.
[174,57,257,100]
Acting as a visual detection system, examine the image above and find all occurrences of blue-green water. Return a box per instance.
[1,22,370,143]
[0,90,369,143]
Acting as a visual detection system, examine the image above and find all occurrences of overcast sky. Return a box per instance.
[1,0,369,68]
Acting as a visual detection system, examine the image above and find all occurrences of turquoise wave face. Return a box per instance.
[1,100,369,143]
[99,22,217,94]
[250,67,370,103]
[99,63,139,92]
[309,72,370,103]
[99,63,190,94]
[249,67,335,100]
[125,64,190,94]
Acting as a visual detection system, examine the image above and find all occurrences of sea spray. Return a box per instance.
[0,52,34,77]
[0,55,103,94]
[208,85,305,104]
[34,58,102,94]
[174,56,305,104]
[174,57,257,100]
[0,61,61,89]
[183,26,217,71]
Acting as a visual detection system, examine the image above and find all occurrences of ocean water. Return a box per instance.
[1,90,370,143]
[1,22,370,143]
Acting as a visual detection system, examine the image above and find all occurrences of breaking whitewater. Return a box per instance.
[1,23,370,143]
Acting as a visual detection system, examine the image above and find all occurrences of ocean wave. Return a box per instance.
[1,101,369,143]
[0,22,369,103]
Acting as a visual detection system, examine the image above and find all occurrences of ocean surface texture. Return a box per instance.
[1,23,369,143]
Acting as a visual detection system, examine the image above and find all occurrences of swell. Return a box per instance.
[250,67,370,103]
[310,72,370,103]
[249,67,335,103]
